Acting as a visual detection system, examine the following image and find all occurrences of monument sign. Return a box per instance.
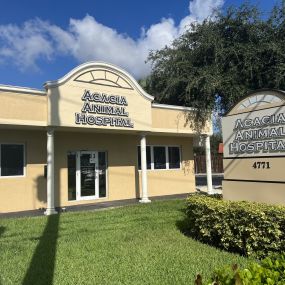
[222,90,285,205]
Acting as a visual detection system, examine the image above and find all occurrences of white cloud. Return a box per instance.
[0,0,224,78]
[0,20,53,70]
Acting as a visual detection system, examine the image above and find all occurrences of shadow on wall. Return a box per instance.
[36,175,47,207]
[22,214,60,285]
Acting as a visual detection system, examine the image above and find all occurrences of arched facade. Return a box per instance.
[0,62,212,214]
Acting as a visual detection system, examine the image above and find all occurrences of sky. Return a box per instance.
[0,0,279,89]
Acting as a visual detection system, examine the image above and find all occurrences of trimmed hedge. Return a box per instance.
[196,253,285,285]
[186,195,285,258]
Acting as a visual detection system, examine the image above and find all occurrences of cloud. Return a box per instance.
[0,0,224,78]
[0,21,53,70]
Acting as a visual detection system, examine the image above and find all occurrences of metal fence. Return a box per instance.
[194,155,223,174]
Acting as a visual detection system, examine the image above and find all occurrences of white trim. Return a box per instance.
[0,84,46,96]
[43,61,154,102]
[71,150,108,202]
[137,144,181,171]
[0,143,26,178]
[152,103,196,111]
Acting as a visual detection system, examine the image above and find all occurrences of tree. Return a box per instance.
[145,2,285,121]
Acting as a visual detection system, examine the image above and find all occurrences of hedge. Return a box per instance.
[195,253,285,285]
[186,194,285,258]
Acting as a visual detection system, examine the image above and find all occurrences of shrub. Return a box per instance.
[195,253,285,285]
[186,195,285,258]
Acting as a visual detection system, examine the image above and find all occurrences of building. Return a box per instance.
[0,62,212,214]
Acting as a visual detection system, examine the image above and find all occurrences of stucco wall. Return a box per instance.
[54,132,195,208]
[0,130,46,213]
[0,91,47,126]
[151,107,212,135]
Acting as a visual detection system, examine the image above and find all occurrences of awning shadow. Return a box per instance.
[22,214,60,285]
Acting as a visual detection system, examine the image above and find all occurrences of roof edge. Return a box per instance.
[44,61,154,102]
[0,84,46,96]
[152,102,197,111]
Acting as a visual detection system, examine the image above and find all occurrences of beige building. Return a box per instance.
[0,62,212,214]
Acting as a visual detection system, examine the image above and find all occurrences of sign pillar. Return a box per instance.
[140,133,151,203]
[44,128,57,215]
[205,135,213,194]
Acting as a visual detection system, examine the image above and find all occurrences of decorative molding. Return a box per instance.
[74,69,133,90]
[43,61,154,101]
[151,103,196,111]
[0,84,46,96]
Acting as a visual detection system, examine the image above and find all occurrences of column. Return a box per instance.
[44,128,57,215]
[205,135,213,194]
[139,134,151,203]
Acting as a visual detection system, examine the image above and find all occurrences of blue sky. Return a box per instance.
[0,0,279,89]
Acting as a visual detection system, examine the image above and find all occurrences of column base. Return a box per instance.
[139,197,151,203]
[44,208,58,216]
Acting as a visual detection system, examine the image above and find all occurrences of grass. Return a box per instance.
[0,199,250,285]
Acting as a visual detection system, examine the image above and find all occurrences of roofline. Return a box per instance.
[43,61,154,102]
[0,84,46,96]
[152,102,197,111]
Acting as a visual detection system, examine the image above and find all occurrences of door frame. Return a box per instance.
[76,151,100,201]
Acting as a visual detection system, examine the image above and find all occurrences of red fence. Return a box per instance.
[194,155,223,174]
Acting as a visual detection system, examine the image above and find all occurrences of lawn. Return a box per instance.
[0,199,250,285]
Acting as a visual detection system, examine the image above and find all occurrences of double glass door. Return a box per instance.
[68,151,107,201]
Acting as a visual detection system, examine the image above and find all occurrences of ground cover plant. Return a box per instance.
[0,200,249,285]
[195,253,285,285]
[186,195,285,258]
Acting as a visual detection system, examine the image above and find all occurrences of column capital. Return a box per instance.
[139,131,150,137]
[47,127,55,137]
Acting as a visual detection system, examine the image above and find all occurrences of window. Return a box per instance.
[137,145,181,170]
[67,152,76,201]
[168,147,180,169]
[137,146,151,170]
[0,144,24,177]
[153,146,166,169]
[98,152,107,198]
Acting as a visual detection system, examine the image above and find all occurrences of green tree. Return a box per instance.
[145,1,285,121]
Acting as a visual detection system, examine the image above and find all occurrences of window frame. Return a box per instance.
[137,145,181,171]
[0,143,26,178]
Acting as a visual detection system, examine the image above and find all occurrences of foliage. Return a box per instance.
[195,253,285,284]
[146,1,285,121]
[186,195,285,258]
[193,133,223,155]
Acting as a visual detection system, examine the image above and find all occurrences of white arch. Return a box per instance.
[43,61,154,101]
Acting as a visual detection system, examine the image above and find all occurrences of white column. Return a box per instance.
[44,128,57,215]
[205,135,213,194]
[139,134,151,203]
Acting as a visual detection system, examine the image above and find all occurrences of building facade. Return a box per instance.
[0,62,212,214]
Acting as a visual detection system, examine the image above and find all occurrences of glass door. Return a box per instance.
[78,151,99,200]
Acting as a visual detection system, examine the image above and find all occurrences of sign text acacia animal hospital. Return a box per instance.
[75,90,134,128]
[229,112,285,155]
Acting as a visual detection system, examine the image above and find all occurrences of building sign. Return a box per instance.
[75,90,134,128]
[223,106,285,157]
[222,92,285,206]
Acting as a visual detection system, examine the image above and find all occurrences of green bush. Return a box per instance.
[186,195,285,258]
[195,253,285,285]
